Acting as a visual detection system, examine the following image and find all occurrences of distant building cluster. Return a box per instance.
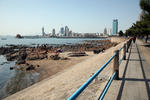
[41,26,73,37]
[41,19,119,38]
[59,26,72,37]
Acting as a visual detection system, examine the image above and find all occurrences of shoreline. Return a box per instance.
[0,37,127,99]
[3,37,128,100]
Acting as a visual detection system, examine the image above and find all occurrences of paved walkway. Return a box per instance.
[105,40,150,100]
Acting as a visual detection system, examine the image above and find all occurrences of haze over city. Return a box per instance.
[0,0,140,36]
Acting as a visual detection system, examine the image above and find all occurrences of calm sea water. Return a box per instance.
[0,36,106,46]
[0,36,106,99]
[0,55,40,99]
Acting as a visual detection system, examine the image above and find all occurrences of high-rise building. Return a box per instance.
[60,27,64,36]
[112,19,118,35]
[65,26,69,37]
[104,28,107,35]
[138,10,146,21]
[69,31,72,37]
[109,28,112,36]
[42,27,45,36]
[52,28,56,36]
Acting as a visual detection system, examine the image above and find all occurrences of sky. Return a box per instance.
[0,0,141,36]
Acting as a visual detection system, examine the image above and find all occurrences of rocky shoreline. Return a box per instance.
[0,40,117,73]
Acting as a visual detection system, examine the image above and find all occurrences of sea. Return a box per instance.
[0,36,107,99]
[0,36,107,46]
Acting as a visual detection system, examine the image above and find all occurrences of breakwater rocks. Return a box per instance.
[0,40,117,72]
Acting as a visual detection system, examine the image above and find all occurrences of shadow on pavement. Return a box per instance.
[117,43,150,100]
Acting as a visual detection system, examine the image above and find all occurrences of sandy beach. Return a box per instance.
[3,37,128,100]
[27,51,94,81]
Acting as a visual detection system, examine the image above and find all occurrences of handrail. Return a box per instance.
[119,56,124,66]
[67,53,116,100]
[98,72,116,100]
[68,39,131,100]
[119,46,124,52]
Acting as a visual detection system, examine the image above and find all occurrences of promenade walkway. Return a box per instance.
[105,40,150,100]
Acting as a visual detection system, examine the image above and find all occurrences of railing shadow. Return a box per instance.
[136,43,150,99]
[117,43,150,100]
[119,78,150,82]
[128,59,145,61]
[116,43,133,100]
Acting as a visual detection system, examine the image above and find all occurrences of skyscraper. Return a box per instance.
[60,27,64,36]
[65,26,69,37]
[52,28,56,36]
[112,19,118,35]
[138,10,145,21]
[42,27,45,36]
[104,28,107,35]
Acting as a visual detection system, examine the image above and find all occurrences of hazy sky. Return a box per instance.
[0,0,141,36]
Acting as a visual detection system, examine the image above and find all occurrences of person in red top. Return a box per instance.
[132,36,136,43]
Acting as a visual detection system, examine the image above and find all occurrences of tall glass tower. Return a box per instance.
[42,27,45,36]
[65,26,69,37]
[112,19,118,35]
[60,27,64,36]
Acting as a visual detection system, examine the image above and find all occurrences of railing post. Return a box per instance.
[123,43,126,60]
[113,50,119,80]
[126,41,129,52]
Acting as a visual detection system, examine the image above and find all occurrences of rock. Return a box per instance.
[18,50,27,60]
[68,51,88,57]
[26,54,39,60]
[50,53,60,60]
[38,54,47,59]
[26,65,35,71]
[16,60,26,64]
[93,50,101,54]
[61,57,69,60]
[6,53,17,61]
[10,67,14,70]
[25,63,29,66]
[16,34,23,38]
[0,47,15,55]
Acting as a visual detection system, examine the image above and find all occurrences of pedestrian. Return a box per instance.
[132,36,136,43]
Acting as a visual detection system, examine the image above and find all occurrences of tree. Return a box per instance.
[140,0,150,14]
[125,0,150,43]
[119,30,124,36]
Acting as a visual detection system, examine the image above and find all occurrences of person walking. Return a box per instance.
[132,36,136,43]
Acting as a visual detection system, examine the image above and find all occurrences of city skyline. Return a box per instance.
[0,0,141,36]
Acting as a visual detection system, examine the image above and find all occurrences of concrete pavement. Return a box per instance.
[104,39,150,100]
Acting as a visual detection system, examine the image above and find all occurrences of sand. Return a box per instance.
[27,52,94,81]
[4,37,128,100]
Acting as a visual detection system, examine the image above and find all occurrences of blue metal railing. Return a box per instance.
[119,56,124,65]
[67,53,116,100]
[98,72,116,100]
[99,46,124,100]
[119,46,124,52]
[68,44,126,100]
